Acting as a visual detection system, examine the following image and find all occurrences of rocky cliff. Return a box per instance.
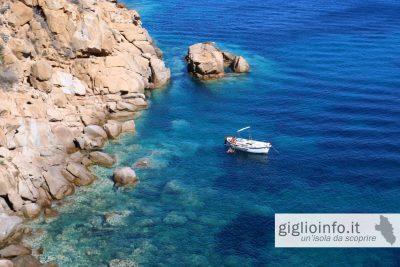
[0,0,170,259]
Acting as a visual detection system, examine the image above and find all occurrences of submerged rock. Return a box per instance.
[104,211,131,226]
[163,212,188,226]
[163,180,185,194]
[109,259,138,267]
[136,218,156,227]
[44,208,59,219]
[113,167,139,186]
[132,158,151,169]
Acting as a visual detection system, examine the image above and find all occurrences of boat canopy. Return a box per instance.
[237,126,251,132]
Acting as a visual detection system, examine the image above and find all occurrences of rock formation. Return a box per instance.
[186,42,250,80]
[88,151,116,167]
[0,0,170,264]
[113,167,138,186]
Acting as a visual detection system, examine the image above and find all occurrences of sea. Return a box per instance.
[27,0,400,266]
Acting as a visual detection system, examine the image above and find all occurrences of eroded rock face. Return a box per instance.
[186,42,250,80]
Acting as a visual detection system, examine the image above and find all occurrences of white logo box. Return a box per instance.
[275,213,400,247]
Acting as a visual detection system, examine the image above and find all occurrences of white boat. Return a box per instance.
[225,126,272,154]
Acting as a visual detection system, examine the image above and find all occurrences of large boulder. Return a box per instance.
[43,166,75,200]
[121,120,135,133]
[84,125,108,140]
[0,244,32,258]
[186,42,224,80]
[65,163,96,186]
[70,12,115,56]
[231,56,250,73]
[149,57,171,87]
[52,125,77,154]
[31,60,53,81]
[103,120,122,139]
[80,125,108,150]
[0,213,23,245]
[7,192,23,211]
[7,2,33,27]
[12,255,41,267]
[89,151,116,167]
[113,167,138,186]
[21,203,41,219]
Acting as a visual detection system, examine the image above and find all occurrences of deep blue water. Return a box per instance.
[28,0,400,266]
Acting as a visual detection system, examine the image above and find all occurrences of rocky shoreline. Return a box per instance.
[0,0,170,265]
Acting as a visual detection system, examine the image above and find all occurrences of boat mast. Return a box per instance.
[237,126,251,139]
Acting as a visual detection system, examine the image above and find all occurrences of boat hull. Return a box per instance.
[225,137,272,154]
[231,145,270,154]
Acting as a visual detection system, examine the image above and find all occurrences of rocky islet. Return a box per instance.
[186,42,250,80]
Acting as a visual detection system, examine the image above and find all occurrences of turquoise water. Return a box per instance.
[28,0,400,266]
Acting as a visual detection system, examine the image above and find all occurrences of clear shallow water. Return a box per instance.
[28,0,400,266]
